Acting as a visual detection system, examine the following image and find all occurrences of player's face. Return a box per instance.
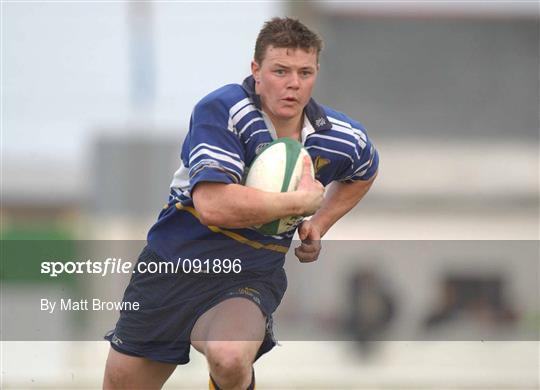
[252,46,319,122]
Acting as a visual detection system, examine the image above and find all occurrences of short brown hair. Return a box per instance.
[254,17,323,64]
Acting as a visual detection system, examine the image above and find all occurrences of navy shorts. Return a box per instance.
[105,246,287,365]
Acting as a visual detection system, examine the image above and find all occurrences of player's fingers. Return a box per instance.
[299,240,319,253]
[296,250,320,263]
[301,156,313,180]
[294,246,318,263]
[298,222,308,241]
[294,240,321,262]
[307,226,321,241]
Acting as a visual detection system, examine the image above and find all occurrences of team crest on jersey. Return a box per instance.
[314,156,331,173]
[315,117,327,127]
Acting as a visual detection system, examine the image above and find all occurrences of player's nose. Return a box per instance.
[287,73,300,89]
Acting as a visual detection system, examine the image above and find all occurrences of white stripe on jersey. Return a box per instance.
[348,146,375,179]
[329,127,366,150]
[305,145,354,163]
[171,187,191,202]
[354,159,371,174]
[244,129,269,144]
[328,116,352,130]
[308,134,359,159]
[353,170,368,179]
[328,118,367,149]
[328,116,368,142]
[229,97,251,118]
[238,117,265,137]
[352,145,375,173]
[231,104,258,126]
[352,127,367,142]
[190,148,244,171]
[227,116,235,133]
[190,143,241,160]
[189,159,242,183]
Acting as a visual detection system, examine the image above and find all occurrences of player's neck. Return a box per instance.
[265,111,303,141]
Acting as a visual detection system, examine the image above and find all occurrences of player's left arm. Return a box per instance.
[295,120,379,263]
[294,174,377,262]
[308,174,378,237]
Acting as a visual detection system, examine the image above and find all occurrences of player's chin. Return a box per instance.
[276,107,302,119]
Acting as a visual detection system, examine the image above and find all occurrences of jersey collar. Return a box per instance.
[241,75,332,132]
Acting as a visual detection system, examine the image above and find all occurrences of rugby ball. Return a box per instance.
[244,138,314,235]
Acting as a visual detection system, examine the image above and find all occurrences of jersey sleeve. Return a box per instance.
[337,121,379,183]
[183,97,245,191]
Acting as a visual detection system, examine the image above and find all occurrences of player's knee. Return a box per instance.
[103,361,132,389]
[206,342,251,384]
[103,351,138,389]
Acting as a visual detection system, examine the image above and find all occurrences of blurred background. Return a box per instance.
[2,1,538,389]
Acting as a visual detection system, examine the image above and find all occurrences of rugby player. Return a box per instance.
[103,17,378,390]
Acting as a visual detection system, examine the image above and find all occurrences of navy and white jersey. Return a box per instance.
[147,76,378,272]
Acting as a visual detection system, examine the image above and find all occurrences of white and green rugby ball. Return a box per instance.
[245,138,314,235]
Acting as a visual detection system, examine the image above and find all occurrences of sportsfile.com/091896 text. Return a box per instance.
[40,258,243,277]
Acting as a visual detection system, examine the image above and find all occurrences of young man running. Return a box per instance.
[103,17,378,390]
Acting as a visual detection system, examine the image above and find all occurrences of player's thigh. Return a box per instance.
[103,347,176,390]
[190,297,266,358]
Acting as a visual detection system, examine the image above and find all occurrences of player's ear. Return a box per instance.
[251,60,261,82]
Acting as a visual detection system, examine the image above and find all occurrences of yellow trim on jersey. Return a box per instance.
[175,204,289,254]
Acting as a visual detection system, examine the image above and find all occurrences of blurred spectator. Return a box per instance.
[425,275,517,328]
[347,269,396,357]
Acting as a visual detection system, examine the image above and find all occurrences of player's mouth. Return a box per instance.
[282,97,298,103]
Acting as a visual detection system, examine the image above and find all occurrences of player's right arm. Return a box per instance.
[193,157,323,228]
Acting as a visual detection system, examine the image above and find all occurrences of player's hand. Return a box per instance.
[296,156,324,216]
[294,220,322,263]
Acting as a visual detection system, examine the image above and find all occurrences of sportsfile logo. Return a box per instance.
[41,258,131,277]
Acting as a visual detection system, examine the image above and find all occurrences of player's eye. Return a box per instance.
[274,69,286,75]
[301,70,313,77]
